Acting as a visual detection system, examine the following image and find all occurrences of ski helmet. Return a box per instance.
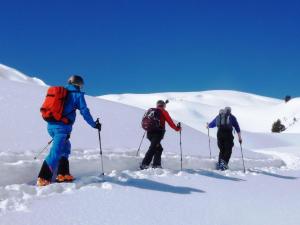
[68,75,84,88]
[219,109,225,115]
[157,100,167,107]
[224,106,232,114]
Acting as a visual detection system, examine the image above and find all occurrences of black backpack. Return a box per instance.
[141,108,162,131]
[216,112,232,130]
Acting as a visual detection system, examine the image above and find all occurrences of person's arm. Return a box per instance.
[231,116,241,133]
[208,118,217,129]
[162,110,180,131]
[78,94,97,128]
[232,116,242,143]
[237,132,242,143]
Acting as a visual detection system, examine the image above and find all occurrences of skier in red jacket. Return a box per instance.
[140,100,181,169]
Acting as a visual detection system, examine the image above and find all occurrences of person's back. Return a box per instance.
[47,83,95,131]
[216,110,233,132]
[210,108,241,135]
[37,75,101,186]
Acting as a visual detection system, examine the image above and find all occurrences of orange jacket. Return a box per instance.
[157,106,180,131]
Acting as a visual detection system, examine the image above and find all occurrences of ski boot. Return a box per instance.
[152,164,163,169]
[218,159,229,171]
[56,157,74,183]
[37,161,52,186]
[56,174,74,183]
[37,178,51,186]
[140,164,150,170]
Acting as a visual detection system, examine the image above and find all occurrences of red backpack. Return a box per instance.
[40,86,69,124]
[141,108,162,131]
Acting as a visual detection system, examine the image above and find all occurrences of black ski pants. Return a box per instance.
[217,129,234,164]
[142,130,165,166]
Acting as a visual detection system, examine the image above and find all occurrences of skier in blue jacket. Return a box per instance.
[37,75,101,186]
[207,107,242,170]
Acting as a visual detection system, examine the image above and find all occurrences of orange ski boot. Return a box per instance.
[37,177,51,187]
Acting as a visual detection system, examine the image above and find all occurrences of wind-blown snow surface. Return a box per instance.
[0,67,300,225]
[100,91,300,134]
[0,64,46,86]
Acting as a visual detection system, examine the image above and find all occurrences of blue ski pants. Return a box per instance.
[45,127,71,171]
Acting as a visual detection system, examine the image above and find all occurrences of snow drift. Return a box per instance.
[0,64,46,86]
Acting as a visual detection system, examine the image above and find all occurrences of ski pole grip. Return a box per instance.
[177,122,182,131]
[96,118,102,131]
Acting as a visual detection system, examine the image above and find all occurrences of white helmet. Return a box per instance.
[224,106,232,114]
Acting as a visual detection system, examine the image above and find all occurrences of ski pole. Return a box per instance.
[207,127,212,159]
[179,122,183,171]
[136,131,146,156]
[33,139,53,160]
[96,118,105,177]
[239,143,246,173]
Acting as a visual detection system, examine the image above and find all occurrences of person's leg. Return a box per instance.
[45,130,69,173]
[223,136,234,164]
[57,137,71,176]
[141,132,161,167]
[152,131,165,167]
[37,161,53,184]
[56,136,75,182]
[217,131,227,170]
[37,128,68,185]
[217,138,226,163]
[152,144,163,167]
[37,129,55,183]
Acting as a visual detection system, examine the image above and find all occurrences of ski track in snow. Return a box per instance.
[0,148,298,215]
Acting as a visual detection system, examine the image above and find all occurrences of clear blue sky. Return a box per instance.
[1,0,299,98]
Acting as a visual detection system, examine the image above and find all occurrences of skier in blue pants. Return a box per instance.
[37,75,101,186]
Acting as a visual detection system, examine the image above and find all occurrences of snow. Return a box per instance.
[0,65,300,225]
[99,91,300,134]
[1,167,299,225]
[0,64,46,86]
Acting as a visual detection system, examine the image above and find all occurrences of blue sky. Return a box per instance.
[0,0,299,98]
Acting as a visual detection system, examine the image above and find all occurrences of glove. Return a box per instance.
[177,122,182,131]
[239,137,242,144]
[95,120,102,131]
[237,133,242,144]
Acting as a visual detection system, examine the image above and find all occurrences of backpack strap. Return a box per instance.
[61,90,78,124]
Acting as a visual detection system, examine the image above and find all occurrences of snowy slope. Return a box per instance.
[0,78,215,156]
[100,91,300,134]
[99,91,300,150]
[0,64,46,86]
[1,65,300,225]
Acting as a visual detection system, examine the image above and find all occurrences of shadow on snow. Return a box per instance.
[185,169,245,182]
[105,173,205,194]
[248,169,298,180]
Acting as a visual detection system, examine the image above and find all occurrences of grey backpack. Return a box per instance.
[216,112,232,130]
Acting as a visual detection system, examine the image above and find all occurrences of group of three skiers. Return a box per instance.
[36,76,242,186]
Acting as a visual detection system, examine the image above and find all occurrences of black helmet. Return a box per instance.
[156,99,169,107]
[68,75,84,88]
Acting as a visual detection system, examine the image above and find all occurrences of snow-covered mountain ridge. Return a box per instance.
[0,64,46,86]
[100,91,300,134]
